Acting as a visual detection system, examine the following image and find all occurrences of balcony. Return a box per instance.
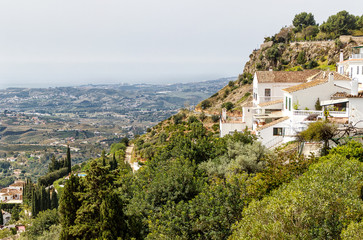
[350,53,363,59]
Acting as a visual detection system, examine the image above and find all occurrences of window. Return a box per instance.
[273,127,284,136]
[358,66,359,75]
[289,98,291,111]
[265,88,271,102]
[285,97,288,109]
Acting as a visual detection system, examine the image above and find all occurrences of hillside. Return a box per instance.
[194,11,363,117]
[3,10,363,240]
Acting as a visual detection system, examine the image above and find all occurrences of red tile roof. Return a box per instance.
[256,116,290,131]
[255,70,320,83]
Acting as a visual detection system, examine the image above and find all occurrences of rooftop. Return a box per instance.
[347,90,363,98]
[308,71,351,81]
[258,99,283,107]
[282,79,328,93]
[255,70,320,83]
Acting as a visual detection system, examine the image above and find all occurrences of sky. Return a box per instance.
[0,0,362,88]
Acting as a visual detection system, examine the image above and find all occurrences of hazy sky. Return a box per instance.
[0,0,362,88]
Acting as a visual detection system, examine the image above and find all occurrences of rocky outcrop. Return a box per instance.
[243,39,361,74]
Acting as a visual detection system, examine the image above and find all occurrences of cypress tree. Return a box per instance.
[59,175,81,240]
[31,189,38,218]
[47,189,51,210]
[0,208,3,225]
[111,153,118,170]
[51,191,58,209]
[101,150,106,167]
[67,146,72,173]
[11,206,19,221]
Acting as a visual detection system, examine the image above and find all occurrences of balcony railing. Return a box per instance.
[350,54,363,59]
[292,110,323,116]
[329,111,348,117]
[257,96,283,104]
[264,136,284,149]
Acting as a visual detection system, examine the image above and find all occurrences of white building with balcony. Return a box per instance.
[337,46,363,84]
[254,72,354,148]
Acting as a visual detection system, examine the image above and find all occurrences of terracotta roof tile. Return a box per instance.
[309,71,351,81]
[332,92,348,98]
[258,99,283,107]
[255,70,320,83]
[282,79,328,93]
[9,182,24,187]
[256,116,290,131]
[347,90,363,98]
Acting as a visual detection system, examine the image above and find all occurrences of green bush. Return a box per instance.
[200,100,211,110]
[222,102,234,111]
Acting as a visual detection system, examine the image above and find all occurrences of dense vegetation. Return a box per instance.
[266,11,363,43]
[16,112,358,240]
[1,10,362,240]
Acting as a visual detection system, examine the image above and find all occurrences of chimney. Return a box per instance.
[351,78,359,96]
[339,49,344,62]
[328,72,334,83]
[221,108,227,121]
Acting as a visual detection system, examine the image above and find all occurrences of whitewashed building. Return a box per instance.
[337,46,363,84]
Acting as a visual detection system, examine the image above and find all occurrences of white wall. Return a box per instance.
[220,121,247,137]
[348,98,363,128]
[286,81,350,111]
[253,73,305,106]
[334,80,351,89]
[257,118,291,147]
[337,60,363,84]
[255,82,302,105]
[242,107,253,128]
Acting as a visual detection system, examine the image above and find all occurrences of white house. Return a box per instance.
[255,72,354,148]
[252,70,320,107]
[337,46,363,84]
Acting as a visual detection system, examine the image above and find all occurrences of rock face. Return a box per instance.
[243,38,362,75]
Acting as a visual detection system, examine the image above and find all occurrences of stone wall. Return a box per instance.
[339,35,363,44]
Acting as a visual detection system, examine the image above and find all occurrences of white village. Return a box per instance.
[220,42,363,153]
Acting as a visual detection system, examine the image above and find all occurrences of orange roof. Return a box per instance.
[255,70,320,83]
[347,90,363,98]
[258,99,283,107]
[282,79,327,93]
[332,92,348,98]
[256,116,290,131]
[9,182,24,187]
[0,188,8,193]
[308,71,351,81]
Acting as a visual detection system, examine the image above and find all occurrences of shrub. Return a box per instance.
[297,51,306,64]
[222,102,234,111]
[211,115,220,123]
[201,100,211,110]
